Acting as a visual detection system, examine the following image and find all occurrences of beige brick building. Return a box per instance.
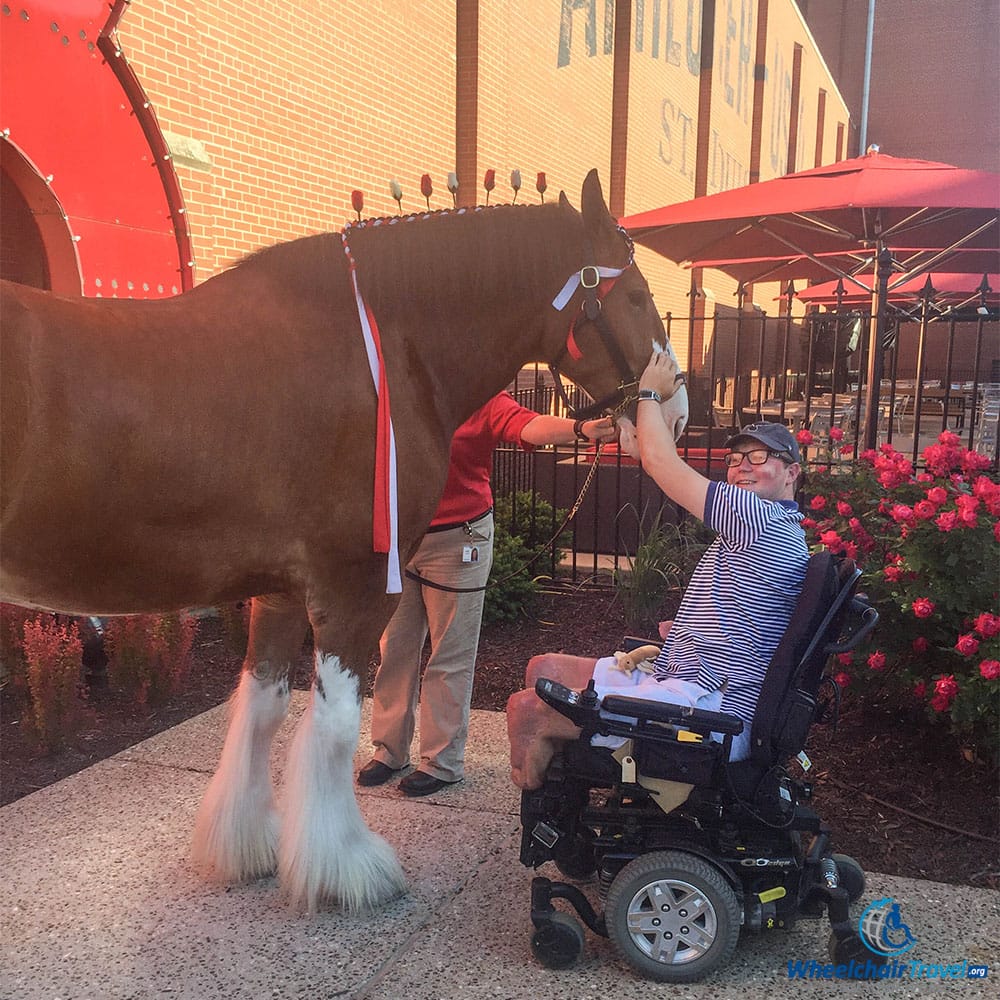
[104,0,849,372]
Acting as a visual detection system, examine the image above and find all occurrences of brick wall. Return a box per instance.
[116,0,849,355]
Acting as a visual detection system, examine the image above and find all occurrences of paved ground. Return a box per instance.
[2,693,997,999]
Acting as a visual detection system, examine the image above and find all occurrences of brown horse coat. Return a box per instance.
[1,171,688,912]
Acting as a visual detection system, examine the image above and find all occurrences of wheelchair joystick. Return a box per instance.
[579,679,599,708]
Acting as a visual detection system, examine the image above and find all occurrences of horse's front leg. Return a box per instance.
[192,593,308,882]
[278,586,407,913]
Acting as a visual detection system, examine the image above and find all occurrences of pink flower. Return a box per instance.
[912,597,935,619]
[973,612,1000,638]
[800,517,817,530]
[797,429,815,446]
[961,451,992,474]
[973,476,999,499]
[935,674,959,699]
[955,633,980,656]
[979,659,1000,680]
[938,431,961,447]
[836,652,854,666]
[913,680,927,699]
[867,651,887,671]
[889,504,914,523]
[810,495,827,511]
[958,507,979,527]
[883,565,902,582]
[994,521,1000,543]
[926,486,948,505]
[955,494,980,511]
[820,529,843,552]
[833,671,851,688]
[912,636,929,653]
[829,426,845,442]
[913,500,937,520]
[836,500,853,517]
[936,510,958,532]
[930,693,952,712]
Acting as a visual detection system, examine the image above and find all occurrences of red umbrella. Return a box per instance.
[621,149,1000,447]
[793,272,999,308]
[622,150,999,265]
[689,247,1000,288]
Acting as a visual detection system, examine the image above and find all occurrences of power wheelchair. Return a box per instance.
[518,551,879,982]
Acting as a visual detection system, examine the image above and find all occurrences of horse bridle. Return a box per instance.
[548,225,647,421]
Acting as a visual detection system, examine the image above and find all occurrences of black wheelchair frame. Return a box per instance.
[518,551,879,982]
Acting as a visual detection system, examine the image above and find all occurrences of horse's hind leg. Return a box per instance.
[278,591,407,913]
[192,593,308,882]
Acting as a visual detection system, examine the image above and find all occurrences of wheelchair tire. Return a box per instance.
[530,912,586,970]
[831,853,865,903]
[605,850,740,983]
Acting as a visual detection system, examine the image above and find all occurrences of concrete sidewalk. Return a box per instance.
[2,693,996,999]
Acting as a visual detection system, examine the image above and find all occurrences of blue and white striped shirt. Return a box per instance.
[652,480,809,728]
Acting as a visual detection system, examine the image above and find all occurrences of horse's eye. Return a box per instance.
[628,290,648,308]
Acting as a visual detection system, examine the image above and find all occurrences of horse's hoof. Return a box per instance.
[279,828,408,915]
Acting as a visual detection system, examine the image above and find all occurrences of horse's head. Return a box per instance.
[550,170,689,439]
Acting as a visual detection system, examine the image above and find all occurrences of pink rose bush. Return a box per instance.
[805,432,999,759]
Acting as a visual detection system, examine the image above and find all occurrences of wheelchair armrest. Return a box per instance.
[600,694,744,736]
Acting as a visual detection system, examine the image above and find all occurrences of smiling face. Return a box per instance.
[725,435,800,501]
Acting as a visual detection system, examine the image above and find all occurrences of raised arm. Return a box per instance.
[635,352,710,520]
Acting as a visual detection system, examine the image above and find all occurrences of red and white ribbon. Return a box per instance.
[342,233,401,594]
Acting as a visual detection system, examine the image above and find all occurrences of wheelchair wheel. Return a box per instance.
[605,851,740,983]
[831,853,865,903]
[530,912,586,970]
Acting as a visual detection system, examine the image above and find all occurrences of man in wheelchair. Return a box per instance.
[506,353,878,981]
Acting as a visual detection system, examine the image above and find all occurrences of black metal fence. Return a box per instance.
[493,302,999,586]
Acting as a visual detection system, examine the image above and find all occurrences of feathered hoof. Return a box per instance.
[279,826,408,915]
[191,793,279,883]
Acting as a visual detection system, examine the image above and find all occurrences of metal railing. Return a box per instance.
[493,302,998,585]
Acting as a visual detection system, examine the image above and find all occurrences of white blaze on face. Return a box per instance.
[650,339,690,440]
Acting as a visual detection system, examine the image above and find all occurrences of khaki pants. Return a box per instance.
[369,513,493,781]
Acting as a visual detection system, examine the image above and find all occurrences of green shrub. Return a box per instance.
[614,505,714,632]
[484,492,571,624]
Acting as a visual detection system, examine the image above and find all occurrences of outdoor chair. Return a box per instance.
[518,551,879,983]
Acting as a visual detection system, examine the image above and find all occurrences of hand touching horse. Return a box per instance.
[0,170,689,912]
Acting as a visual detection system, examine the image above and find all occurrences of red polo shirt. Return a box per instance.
[430,392,538,527]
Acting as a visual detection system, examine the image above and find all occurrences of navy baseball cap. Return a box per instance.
[725,421,800,463]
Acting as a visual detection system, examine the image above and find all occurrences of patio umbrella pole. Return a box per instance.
[862,247,894,450]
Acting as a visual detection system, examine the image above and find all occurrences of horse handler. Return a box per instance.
[358,391,619,796]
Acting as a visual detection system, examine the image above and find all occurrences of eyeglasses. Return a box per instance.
[724,449,792,468]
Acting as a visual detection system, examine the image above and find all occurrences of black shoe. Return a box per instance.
[399,771,461,797]
[357,759,404,787]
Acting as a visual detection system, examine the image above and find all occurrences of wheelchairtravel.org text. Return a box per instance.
[787,958,988,981]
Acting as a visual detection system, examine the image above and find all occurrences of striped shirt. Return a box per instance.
[652,480,809,728]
